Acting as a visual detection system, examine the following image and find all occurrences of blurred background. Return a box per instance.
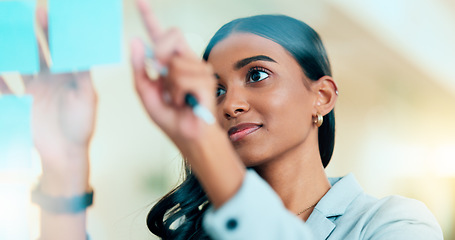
[1,0,454,239]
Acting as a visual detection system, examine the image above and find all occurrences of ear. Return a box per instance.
[311,76,338,116]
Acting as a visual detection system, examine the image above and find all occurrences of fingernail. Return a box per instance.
[144,46,168,79]
[145,46,154,58]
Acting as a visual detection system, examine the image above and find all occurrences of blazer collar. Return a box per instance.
[305,173,363,239]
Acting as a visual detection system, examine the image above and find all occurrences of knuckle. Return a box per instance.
[154,49,167,64]
[168,27,182,36]
[170,88,182,105]
[168,57,184,76]
[168,56,178,69]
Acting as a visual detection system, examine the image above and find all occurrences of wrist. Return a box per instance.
[181,124,246,208]
[39,144,90,164]
[179,124,226,165]
[39,149,91,197]
[39,174,90,197]
[32,185,94,214]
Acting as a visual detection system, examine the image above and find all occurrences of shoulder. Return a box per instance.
[372,195,435,221]
[360,195,443,239]
[329,175,444,240]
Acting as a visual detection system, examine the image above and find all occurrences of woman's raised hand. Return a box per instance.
[131,0,218,147]
[132,0,246,209]
[26,8,96,195]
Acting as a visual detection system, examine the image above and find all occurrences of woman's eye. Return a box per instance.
[248,69,269,83]
[216,87,226,97]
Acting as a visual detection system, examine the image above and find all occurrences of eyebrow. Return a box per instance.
[234,55,277,70]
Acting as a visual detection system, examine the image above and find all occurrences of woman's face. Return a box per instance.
[207,33,318,167]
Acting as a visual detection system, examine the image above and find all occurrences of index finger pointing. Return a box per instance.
[136,0,163,43]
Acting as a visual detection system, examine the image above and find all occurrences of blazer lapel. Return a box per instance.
[305,209,336,239]
[304,173,364,239]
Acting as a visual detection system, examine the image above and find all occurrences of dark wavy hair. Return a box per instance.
[147,14,335,239]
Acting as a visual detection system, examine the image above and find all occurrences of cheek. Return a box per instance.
[260,84,314,145]
[238,91,313,165]
[215,107,222,124]
[229,87,314,165]
[261,82,313,127]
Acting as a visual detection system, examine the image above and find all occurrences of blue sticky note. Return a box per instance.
[0,95,33,170]
[0,0,39,74]
[48,0,123,73]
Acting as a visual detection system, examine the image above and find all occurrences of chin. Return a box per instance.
[238,151,271,168]
[233,139,276,167]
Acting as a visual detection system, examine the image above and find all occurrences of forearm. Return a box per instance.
[38,152,91,240]
[40,211,87,240]
[180,125,246,209]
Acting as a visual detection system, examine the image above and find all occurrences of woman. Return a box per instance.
[26,0,442,239]
[137,7,442,240]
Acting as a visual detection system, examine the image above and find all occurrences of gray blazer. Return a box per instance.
[203,171,443,239]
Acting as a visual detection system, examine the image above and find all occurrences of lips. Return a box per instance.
[228,123,262,142]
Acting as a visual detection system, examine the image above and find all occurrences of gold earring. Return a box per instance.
[314,113,323,127]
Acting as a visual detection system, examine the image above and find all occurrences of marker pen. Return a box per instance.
[144,47,215,125]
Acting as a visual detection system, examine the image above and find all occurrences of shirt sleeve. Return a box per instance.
[364,196,444,240]
[202,170,315,240]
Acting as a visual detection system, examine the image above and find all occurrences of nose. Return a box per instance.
[222,88,250,120]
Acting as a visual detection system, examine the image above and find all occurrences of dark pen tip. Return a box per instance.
[184,93,198,108]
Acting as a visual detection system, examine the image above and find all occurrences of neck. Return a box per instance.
[253,137,331,221]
